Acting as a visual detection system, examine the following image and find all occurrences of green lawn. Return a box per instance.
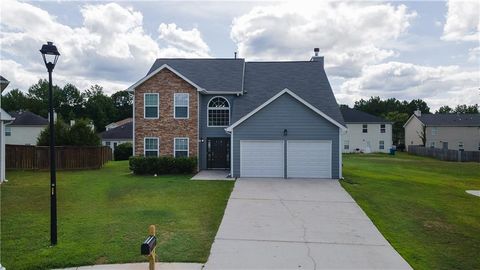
[0,161,234,270]
[341,153,480,270]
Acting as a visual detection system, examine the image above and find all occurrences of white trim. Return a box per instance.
[128,64,204,92]
[230,129,234,177]
[144,137,159,157]
[207,96,230,128]
[226,88,347,132]
[144,93,159,119]
[173,93,189,119]
[403,114,422,128]
[132,92,136,156]
[174,137,189,157]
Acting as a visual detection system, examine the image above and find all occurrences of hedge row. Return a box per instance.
[114,143,132,161]
[129,156,197,175]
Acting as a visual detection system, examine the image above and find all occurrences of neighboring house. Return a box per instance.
[340,107,393,153]
[128,51,347,179]
[101,121,133,150]
[404,110,480,151]
[105,118,133,131]
[1,75,13,182]
[5,111,48,145]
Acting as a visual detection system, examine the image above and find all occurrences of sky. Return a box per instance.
[0,0,479,111]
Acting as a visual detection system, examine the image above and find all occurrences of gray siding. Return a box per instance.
[232,93,340,178]
[198,94,235,169]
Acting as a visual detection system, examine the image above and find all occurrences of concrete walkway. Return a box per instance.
[191,170,232,180]
[57,262,203,270]
[205,178,411,270]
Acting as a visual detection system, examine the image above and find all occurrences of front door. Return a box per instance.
[207,137,230,169]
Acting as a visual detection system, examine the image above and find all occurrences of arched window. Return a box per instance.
[208,97,230,127]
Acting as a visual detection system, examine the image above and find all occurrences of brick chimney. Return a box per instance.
[414,109,421,117]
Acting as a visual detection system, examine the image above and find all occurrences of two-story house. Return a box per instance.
[404,110,480,151]
[340,107,393,153]
[128,52,347,179]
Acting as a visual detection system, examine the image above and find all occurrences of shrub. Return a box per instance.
[37,118,100,146]
[114,143,132,161]
[129,156,197,175]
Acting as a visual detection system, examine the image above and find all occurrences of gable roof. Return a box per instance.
[106,118,132,129]
[226,88,346,132]
[417,114,480,127]
[340,107,390,123]
[8,111,48,126]
[231,61,345,126]
[132,58,245,93]
[101,122,133,140]
[0,108,13,121]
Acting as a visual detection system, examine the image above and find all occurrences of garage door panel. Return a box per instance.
[240,140,284,178]
[287,140,331,178]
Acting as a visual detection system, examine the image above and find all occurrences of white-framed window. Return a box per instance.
[144,137,159,157]
[5,126,11,136]
[380,124,386,133]
[144,93,159,119]
[174,137,189,158]
[431,127,437,136]
[430,141,435,148]
[458,141,464,150]
[105,141,111,146]
[344,140,349,150]
[208,96,230,127]
[379,140,385,150]
[174,93,189,119]
[362,124,368,133]
[113,142,118,149]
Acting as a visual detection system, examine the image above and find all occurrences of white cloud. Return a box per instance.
[0,0,210,94]
[231,2,416,77]
[338,62,480,110]
[468,46,480,62]
[442,0,480,41]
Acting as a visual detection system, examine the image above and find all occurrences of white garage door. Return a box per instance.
[240,140,284,177]
[287,140,331,178]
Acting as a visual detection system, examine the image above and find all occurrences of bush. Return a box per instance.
[37,118,100,146]
[114,143,132,161]
[129,156,197,175]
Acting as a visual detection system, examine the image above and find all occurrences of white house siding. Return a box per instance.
[426,126,480,151]
[342,123,392,153]
[405,116,424,149]
[102,139,132,151]
[5,126,46,145]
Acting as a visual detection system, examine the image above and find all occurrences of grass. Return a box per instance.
[341,152,480,270]
[0,161,234,270]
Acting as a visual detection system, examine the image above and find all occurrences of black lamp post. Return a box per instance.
[40,41,60,246]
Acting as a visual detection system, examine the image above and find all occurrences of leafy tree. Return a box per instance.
[57,83,85,121]
[111,90,133,121]
[26,79,62,117]
[84,85,116,132]
[1,89,28,112]
[37,119,70,146]
[454,104,479,114]
[436,105,453,114]
[383,111,409,145]
[69,119,100,146]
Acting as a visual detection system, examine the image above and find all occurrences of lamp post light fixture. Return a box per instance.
[40,41,60,246]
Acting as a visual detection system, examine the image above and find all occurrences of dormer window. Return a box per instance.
[208,97,230,127]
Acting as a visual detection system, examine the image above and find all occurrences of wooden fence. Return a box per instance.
[407,145,480,162]
[5,145,112,170]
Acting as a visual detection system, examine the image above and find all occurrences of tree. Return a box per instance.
[1,89,28,112]
[69,119,100,146]
[436,105,453,114]
[84,85,116,131]
[383,111,409,145]
[111,90,133,121]
[454,104,479,114]
[417,124,426,147]
[26,79,62,117]
[57,84,85,121]
[37,119,70,146]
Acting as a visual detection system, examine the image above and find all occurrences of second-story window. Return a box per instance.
[144,93,159,119]
[380,124,386,133]
[362,124,368,133]
[208,97,230,127]
[174,93,189,119]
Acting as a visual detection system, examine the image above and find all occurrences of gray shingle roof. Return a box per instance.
[8,111,48,126]
[101,122,133,140]
[418,114,480,127]
[147,58,245,93]
[231,61,345,126]
[340,107,390,123]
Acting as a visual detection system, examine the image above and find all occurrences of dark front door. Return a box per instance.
[207,137,230,169]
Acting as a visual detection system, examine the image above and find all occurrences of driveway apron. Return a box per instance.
[205,178,411,270]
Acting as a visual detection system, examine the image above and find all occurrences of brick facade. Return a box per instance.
[134,69,198,157]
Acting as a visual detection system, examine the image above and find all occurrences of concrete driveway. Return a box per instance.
[205,178,411,270]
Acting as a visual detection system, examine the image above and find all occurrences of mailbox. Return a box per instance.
[141,235,157,255]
